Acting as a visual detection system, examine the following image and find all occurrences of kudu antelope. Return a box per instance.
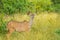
[6,12,35,40]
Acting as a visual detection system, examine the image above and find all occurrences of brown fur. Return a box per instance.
[7,20,30,32]
[6,20,30,40]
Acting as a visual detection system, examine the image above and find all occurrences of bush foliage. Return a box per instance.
[0,0,60,14]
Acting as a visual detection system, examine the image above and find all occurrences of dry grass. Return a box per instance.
[0,12,60,40]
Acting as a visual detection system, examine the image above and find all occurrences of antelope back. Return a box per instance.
[7,20,30,32]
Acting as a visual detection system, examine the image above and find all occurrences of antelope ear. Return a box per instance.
[27,11,31,15]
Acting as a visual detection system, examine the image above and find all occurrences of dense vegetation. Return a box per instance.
[0,0,60,14]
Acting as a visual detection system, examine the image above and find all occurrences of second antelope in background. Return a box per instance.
[6,12,35,40]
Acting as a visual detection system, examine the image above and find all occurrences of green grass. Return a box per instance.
[0,12,60,40]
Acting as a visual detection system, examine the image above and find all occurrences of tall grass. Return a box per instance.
[0,12,60,40]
